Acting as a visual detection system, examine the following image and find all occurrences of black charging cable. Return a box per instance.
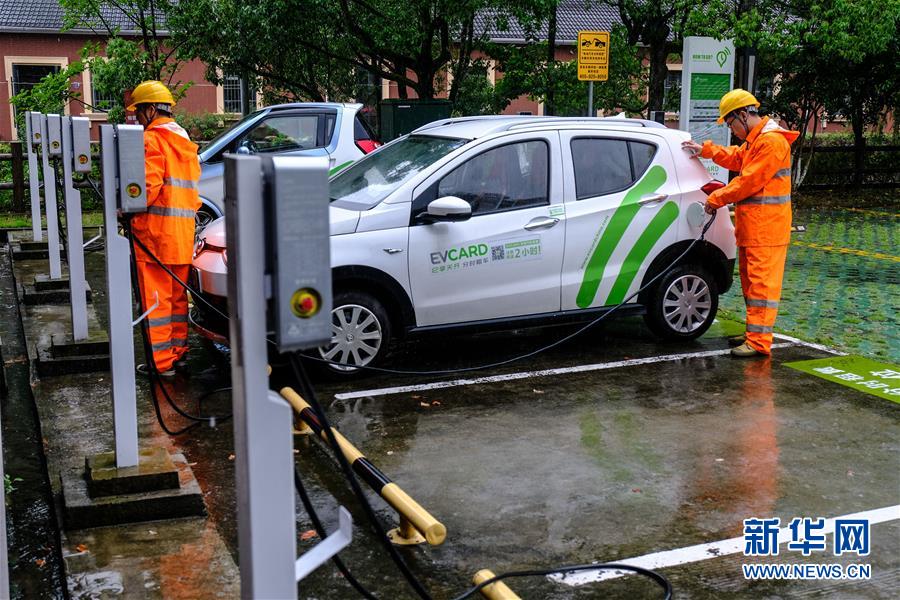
[122,217,232,433]
[287,352,674,600]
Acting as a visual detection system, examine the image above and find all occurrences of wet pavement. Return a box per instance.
[1,228,898,599]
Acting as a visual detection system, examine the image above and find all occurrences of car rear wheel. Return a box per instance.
[643,264,718,340]
[316,291,392,376]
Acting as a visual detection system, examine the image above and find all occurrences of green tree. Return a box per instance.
[170,0,508,103]
[61,0,192,122]
[492,26,646,116]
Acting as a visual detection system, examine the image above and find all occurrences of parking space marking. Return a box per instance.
[554,504,900,586]
[334,343,795,400]
[773,333,846,356]
[791,240,900,263]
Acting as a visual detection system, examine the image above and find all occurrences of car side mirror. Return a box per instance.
[416,196,472,224]
[236,140,255,155]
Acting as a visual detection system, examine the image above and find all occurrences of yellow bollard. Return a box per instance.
[280,386,446,546]
[473,570,520,600]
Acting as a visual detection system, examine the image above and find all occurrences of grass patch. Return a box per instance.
[0,212,104,228]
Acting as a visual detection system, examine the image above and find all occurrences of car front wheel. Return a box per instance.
[643,264,718,340]
[316,291,392,376]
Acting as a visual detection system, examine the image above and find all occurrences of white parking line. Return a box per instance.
[334,343,795,400]
[553,504,900,586]
[773,333,847,356]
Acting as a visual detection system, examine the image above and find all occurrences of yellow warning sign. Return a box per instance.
[578,31,610,81]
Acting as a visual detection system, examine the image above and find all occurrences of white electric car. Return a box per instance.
[191,116,736,375]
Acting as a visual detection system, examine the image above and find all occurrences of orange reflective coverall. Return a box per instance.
[131,117,201,371]
[701,117,799,354]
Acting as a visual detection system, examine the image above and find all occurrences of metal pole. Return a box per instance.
[40,115,62,279]
[60,117,89,341]
[588,81,594,117]
[100,124,139,468]
[226,155,297,599]
[25,112,42,242]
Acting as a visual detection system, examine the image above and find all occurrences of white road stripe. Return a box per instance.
[553,504,900,586]
[334,343,795,400]
[773,333,847,356]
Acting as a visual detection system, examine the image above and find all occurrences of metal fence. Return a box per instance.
[799,145,900,190]
[1,141,96,211]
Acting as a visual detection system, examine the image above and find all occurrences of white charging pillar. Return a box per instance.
[59,116,89,341]
[99,124,144,468]
[40,114,63,279]
[24,112,43,242]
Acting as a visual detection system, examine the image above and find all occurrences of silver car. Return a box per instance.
[195,102,379,230]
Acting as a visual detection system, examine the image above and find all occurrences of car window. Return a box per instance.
[330,135,467,210]
[629,141,656,179]
[437,140,549,216]
[571,138,657,199]
[242,115,319,153]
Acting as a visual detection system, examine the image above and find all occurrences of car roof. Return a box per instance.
[411,115,673,141]
[264,102,363,112]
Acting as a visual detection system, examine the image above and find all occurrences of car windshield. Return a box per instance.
[330,135,467,210]
[198,109,265,161]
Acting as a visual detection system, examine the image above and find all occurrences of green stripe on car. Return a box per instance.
[576,165,667,308]
[605,200,679,305]
[330,160,355,176]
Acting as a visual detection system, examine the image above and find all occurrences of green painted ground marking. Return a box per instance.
[576,165,667,308]
[606,200,679,304]
[784,355,900,403]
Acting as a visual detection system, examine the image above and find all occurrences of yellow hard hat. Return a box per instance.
[717,89,760,124]
[126,80,175,111]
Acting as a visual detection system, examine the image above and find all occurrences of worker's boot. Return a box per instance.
[727,334,746,346]
[731,342,767,358]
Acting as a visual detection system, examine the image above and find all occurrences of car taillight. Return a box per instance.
[355,139,381,154]
[701,180,726,196]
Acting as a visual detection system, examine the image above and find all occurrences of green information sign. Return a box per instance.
[690,73,731,100]
[784,355,900,403]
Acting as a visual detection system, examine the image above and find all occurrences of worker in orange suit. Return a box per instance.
[127,81,201,376]
[682,89,798,357]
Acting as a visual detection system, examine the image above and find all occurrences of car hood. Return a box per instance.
[201,205,360,246]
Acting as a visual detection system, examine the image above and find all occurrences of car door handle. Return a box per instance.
[638,193,669,205]
[524,216,560,231]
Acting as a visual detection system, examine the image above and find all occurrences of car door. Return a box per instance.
[560,132,680,310]
[236,110,332,158]
[408,132,566,327]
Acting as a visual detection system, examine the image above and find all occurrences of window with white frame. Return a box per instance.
[223,75,243,113]
[90,71,119,112]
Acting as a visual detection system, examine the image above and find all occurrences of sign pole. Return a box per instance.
[588,81,594,117]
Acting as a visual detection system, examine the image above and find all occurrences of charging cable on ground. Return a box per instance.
[287,351,673,600]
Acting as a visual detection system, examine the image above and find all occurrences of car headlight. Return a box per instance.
[193,238,206,258]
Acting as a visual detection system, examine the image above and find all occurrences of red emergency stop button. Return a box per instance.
[290,288,321,318]
[126,183,141,198]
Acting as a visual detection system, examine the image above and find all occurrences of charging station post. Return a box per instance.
[59,116,90,341]
[39,114,63,279]
[226,153,348,598]
[99,123,145,468]
[24,111,43,242]
[57,122,205,530]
